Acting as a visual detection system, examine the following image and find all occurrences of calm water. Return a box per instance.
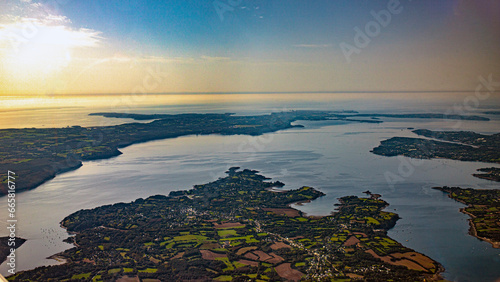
[0,93,499,281]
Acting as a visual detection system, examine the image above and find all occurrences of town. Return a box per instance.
[9,168,442,281]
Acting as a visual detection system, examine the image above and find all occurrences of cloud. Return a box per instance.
[0,0,102,52]
[293,44,332,48]
[200,55,231,62]
[0,0,104,89]
[0,20,103,52]
[99,55,230,64]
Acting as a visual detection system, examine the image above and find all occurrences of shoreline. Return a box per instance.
[10,169,446,281]
[3,112,494,196]
[45,254,68,264]
[32,184,322,271]
[254,191,445,280]
[433,187,500,250]
[1,111,331,196]
[460,207,500,249]
[335,197,445,281]
[472,174,500,182]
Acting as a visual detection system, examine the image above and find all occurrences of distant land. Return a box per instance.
[433,187,500,249]
[1,111,489,196]
[372,129,500,181]
[9,168,443,281]
[90,112,490,122]
[50,90,500,96]
[344,113,489,121]
[484,111,500,115]
[89,111,385,124]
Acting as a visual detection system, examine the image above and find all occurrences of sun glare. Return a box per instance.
[0,16,101,88]
[9,25,75,74]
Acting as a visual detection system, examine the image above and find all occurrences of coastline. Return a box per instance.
[472,171,500,182]
[2,112,494,197]
[1,112,496,280]
[433,187,500,250]
[290,193,446,281]
[10,169,446,281]
[46,254,68,264]
[460,208,500,249]
[0,113,294,195]
[1,111,337,196]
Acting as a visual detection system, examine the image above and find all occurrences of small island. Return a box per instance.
[433,187,500,249]
[8,168,443,281]
[372,129,500,181]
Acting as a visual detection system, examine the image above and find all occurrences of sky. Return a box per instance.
[0,0,499,95]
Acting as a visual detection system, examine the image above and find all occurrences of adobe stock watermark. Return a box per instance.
[384,73,498,190]
[6,170,17,275]
[235,108,292,163]
[339,0,405,63]
[40,0,74,14]
[50,62,169,175]
[4,21,38,55]
[446,74,500,129]
[213,0,243,22]
[207,108,291,182]
[110,63,170,110]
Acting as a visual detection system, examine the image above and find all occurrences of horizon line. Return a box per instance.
[6,90,500,96]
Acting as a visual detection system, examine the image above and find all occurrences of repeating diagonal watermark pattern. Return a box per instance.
[384,73,499,190]
[213,0,244,22]
[340,0,406,63]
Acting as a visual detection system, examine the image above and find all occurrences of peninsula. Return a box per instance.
[372,129,500,181]
[473,167,500,182]
[0,111,343,196]
[8,168,443,281]
[433,186,500,249]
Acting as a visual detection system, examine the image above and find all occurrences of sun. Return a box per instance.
[8,28,72,76]
[1,24,95,78]
[0,19,101,88]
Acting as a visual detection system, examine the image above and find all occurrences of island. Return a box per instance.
[433,187,500,249]
[8,168,443,281]
[0,112,491,196]
[372,129,500,181]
